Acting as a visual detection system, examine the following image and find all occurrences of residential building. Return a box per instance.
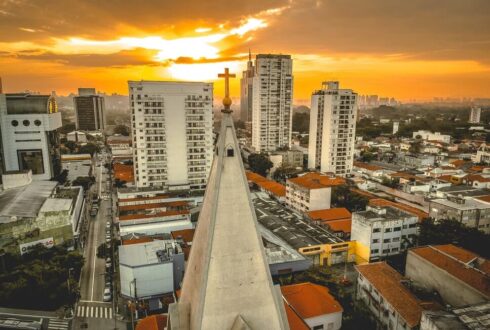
[129,81,213,190]
[399,153,436,168]
[251,54,293,152]
[412,130,451,144]
[429,197,490,234]
[73,88,105,131]
[285,172,345,212]
[119,239,184,304]
[308,208,352,239]
[355,262,422,330]
[351,205,418,262]
[353,162,385,179]
[66,131,87,143]
[240,50,255,123]
[469,106,481,124]
[0,93,61,180]
[107,135,132,159]
[472,143,490,164]
[406,245,490,307]
[281,282,343,330]
[269,149,303,172]
[308,81,357,176]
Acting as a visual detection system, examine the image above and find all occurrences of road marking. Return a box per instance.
[89,306,93,318]
[109,308,113,319]
[95,307,98,318]
[104,307,108,318]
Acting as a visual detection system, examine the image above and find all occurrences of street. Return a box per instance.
[72,151,122,329]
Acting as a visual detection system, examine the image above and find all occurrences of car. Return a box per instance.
[103,291,112,302]
[106,222,111,228]
[105,237,111,243]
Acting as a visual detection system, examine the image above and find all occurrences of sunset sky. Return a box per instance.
[1,0,489,102]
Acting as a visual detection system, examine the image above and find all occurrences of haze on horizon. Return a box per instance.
[1,0,489,101]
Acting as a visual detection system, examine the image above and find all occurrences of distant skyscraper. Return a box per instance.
[469,106,481,124]
[128,81,213,190]
[251,54,293,152]
[308,81,357,176]
[240,50,255,123]
[73,88,105,131]
[0,92,61,180]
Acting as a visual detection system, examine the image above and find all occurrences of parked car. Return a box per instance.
[103,288,112,302]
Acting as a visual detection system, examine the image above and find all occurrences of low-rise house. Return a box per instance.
[351,205,418,262]
[281,282,343,330]
[406,245,490,307]
[107,135,132,159]
[472,143,490,164]
[269,149,303,172]
[285,172,345,212]
[413,130,451,144]
[355,262,422,330]
[399,153,436,168]
[245,171,286,202]
[353,162,385,179]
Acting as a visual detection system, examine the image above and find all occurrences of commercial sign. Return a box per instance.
[19,237,55,255]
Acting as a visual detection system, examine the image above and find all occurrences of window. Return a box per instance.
[370,249,379,254]
[373,228,381,233]
[23,120,30,126]
[11,120,18,127]
[313,326,324,330]
[385,228,392,233]
[372,239,380,243]
[17,149,44,174]
[393,227,401,232]
[34,119,42,126]
[383,238,391,243]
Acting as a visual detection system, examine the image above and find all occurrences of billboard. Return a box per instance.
[19,237,55,255]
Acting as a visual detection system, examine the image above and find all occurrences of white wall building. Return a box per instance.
[412,130,451,144]
[472,143,490,164]
[308,81,357,176]
[351,205,418,262]
[251,54,293,152]
[0,93,62,180]
[128,81,213,190]
[285,172,344,212]
[469,106,481,124]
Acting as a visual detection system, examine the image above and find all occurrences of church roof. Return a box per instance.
[170,113,288,329]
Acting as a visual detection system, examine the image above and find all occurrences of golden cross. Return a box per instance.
[218,68,236,111]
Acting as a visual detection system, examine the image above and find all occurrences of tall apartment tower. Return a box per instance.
[308,81,357,176]
[251,54,293,152]
[0,93,62,180]
[73,88,105,131]
[240,50,255,123]
[469,106,481,124]
[128,81,213,190]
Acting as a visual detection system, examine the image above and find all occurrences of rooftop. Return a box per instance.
[118,239,181,267]
[353,162,383,171]
[308,208,351,222]
[355,262,422,328]
[452,301,490,330]
[246,171,286,197]
[281,282,343,319]
[0,181,57,221]
[287,172,345,190]
[354,205,416,222]
[135,314,167,330]
[39,198,72,213]
[170,229,195,245]
[369,198,429,221]
[409,245,490,298]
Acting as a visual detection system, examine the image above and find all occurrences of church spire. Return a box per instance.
[168,69,289,330]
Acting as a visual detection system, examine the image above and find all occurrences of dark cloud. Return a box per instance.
[0,0,287,41]
[3,48,162,67]
[248,0,490,63]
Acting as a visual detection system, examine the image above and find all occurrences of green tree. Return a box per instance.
[64,141,77,153]
[79,143,100,156]
[248,153,273,177]
[331,186,369,212]
[272,166,299,183]
[114,124,130,136]
[72,176,95,190]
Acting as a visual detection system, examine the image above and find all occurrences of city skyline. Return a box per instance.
[1,0,490,101]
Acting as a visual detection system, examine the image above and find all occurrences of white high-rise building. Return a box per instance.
[240,50,255,123]
[251,54,293,152]
[469,106,481,124]
[128,81,213,190]
[308,82,357,176]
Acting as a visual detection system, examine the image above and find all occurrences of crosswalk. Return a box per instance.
[47,319,70,330]
[76,304,113,319]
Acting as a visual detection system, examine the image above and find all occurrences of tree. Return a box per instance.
[64,141,77,153]
[72,176,95,190]
[418,219,490,258]
[272,166,299,183]
[79,143,100,156]
[331,186,369,212]
[114,125,130,136]
[248,153,273,177]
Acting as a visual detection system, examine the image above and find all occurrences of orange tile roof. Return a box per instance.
[114,163,134,183]
[171,229,195,244]
[288,172,345,190]
[437,175,453,183]
[355,262,422,328]
[121,237,154,245]
[119,209,189,221]
[410,245,490,298]
[308,208,351,222]
[281,282,343,319]
[354,161,383,171]
[350,188,377,199]
[433,244,479,263]
[119,201,189,211]
[369,198,429,221]
[283,301,309,330]
[246,171,286,197]
[325,219,352,234]
[135,314,167,330]
[118,195,170,203]
[450,159,467,168]
[476,195,490,203]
